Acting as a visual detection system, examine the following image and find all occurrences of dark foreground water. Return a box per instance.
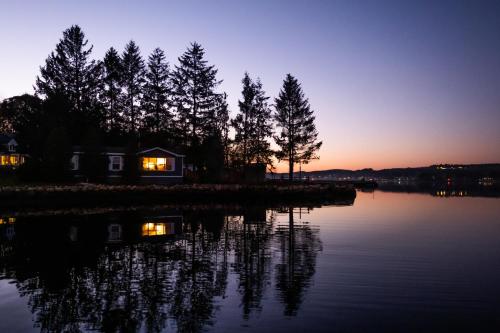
[1,191,500,332]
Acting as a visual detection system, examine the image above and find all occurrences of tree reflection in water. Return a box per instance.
[0,206,323,332]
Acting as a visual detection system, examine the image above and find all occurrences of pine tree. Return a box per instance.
[274,74,322,180]
[215,94,231,167]
[142,48,171,135]
[171,42,221,149]
[232,73,256,166]
[231,73,273,168]
[250,78,273,166]
[121,40,145,134]
[35,25,101,140]
[101,47,124,133]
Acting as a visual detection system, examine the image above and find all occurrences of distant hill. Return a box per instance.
[269,164,500,182]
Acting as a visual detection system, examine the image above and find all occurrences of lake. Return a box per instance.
[1,190,500,332]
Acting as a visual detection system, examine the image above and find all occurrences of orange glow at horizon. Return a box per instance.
[271,144,500,173]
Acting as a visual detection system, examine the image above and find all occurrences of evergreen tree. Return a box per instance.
[171,42,221,151]
[249,78,273,166]
[142,48,171,135]
[121,40,146,134]
[274,74,322,180]
[232,73,256,166]
[101,47,124,133]
[35,25,101,140]
[231,73,273,168]
[215,94,231,167]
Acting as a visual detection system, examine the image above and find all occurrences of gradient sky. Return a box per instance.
[1,0,499,171]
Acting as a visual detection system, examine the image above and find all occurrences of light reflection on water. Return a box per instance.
[1,191,500,332]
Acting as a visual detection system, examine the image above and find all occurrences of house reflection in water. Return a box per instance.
[142,220,177,237]
[0,217,16,225]
[107,224,123,243]
[0,217,16,241]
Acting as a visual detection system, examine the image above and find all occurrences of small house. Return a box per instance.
[0,134,25,169]
[137,147,184,183]
[70,146,185,183]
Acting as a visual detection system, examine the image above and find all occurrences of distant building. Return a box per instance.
[0,134,26,169]
[70,146,185,183]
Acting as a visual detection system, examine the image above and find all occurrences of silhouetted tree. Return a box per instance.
[121,41,146,134]
[216,94,231,167]
[171,42,222,167]
[274,74,322,180]
[142,48,172,136]
[35,25,102,141]
[252,79,274,166]
[232,73,273,168]
[232,73,256,166]
[101,47,124,134]
[0,94,43,154]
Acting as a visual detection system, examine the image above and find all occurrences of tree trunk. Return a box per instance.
[288,159,294,182]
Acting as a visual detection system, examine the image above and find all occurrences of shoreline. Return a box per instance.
[0,183,356,211]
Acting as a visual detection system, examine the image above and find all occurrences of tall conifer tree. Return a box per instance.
[274,74,322,180]
[171,42,221,149]
[101,47,124,133]
[35,25,101,140]
[142,48,171,135]
[251,78,274,166]
[232,73,273,167]
[121,40,145,134]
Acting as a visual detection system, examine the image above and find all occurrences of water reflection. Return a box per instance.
[0,206,326,332]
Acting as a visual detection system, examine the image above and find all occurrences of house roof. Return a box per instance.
[70,146,184,156]
[137,147,185,157]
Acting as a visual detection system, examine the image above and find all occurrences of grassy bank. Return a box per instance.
[0,183,356,210]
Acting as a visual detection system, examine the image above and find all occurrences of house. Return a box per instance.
[0,134,25,169]
[137,147,184,183]
[70,146,185,183]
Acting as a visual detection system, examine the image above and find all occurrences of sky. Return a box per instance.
[0,0,499,171]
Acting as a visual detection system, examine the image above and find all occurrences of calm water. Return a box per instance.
[1,191,500,332]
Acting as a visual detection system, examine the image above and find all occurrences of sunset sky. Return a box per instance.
[1,0,499,171]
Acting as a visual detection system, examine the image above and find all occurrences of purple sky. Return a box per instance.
[1,0,499,170]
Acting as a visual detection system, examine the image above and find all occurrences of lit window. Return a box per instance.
[109,156,123,171]
[141,157,175,171]
[0,217,15,224]
[70,155,79,170]
[142,222,175,236]
[1,155,20,166]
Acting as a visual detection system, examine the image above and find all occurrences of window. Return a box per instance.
[142,222,175,237]
[70,155,79,170]
[1,155,19,166]
[109,156,123,171]
[142,157,175,171]
[108,224,122,242]
[8,144,15,152]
